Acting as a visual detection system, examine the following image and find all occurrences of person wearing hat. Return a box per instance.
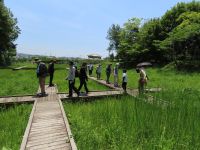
[36,59,48,97]
[136,67,148,94]
[96,64,102,80]
[113,63,119,87]
[48,59,56,87]
[78,63,89,94]
[66,61,79,97]
[106,64,112,84]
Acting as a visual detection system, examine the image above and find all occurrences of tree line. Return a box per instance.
[0,0,20,66]
[107,1,200,69]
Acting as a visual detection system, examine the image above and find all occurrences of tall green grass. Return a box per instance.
[63,95,200,149]
[0,104,32,149]
[0,69,38,96]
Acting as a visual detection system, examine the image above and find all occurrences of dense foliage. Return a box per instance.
[0,1,20,66]
[107,1,200,68]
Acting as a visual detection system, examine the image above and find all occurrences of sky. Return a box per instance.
[5,0,193,58]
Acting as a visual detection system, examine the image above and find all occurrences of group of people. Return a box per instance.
[35,59,148,97]
[103,63,148,94]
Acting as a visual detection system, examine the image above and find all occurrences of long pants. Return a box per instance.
[138,81,145,94]
[106,73,110,83]
[39,77,46,93]
[122,82,127,92]
[69,80,79,96]
[49,73,54,86]
[114,75,118,87]
[97,73,101,80]
[89,70,92,76]
[78,80,89,93]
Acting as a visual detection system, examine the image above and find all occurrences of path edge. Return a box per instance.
[20,100,37,150]
[58,98,78,150]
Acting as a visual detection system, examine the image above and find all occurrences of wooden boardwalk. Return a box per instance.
[20,86,76,150]
[88,76,170,107]
[0,95,36,104]
[59,90,123,100]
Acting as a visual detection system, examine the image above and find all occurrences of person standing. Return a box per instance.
[48,59,55,87]
[36,60,48,97]
[78,63,89,94]
[136,68,148,94]
[122,69,127,93]
[113,63,119,87]
[66,61,79,97]
[106,64,112,84]
[96,64,102,80]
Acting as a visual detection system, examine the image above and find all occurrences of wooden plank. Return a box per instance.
[0,96,36,104]
[20,100,38,150]
[59,98,77,150]
[12,66,27,70]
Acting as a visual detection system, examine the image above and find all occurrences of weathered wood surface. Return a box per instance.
[59,90,123,100]
[0,96,36,104]
[20,85,74,150]
[13,66,27,70]
[88,76,170,107]
[88,76,122,90]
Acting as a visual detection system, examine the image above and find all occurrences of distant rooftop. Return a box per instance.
[87,54,102,59]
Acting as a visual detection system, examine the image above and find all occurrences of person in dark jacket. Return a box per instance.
[106,64,112,84]
[78,63,89,94]
[36,59,48,97]
[48,59,55,87]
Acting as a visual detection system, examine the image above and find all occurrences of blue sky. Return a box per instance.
[5,0,192,58]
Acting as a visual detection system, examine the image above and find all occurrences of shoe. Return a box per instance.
[41,93,48,97]
[36,93,42,97]
[77,92,80,97]
[67,95,72,98]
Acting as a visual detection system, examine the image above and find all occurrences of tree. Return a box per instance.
[117,18,141,61]
[0,1,20,66]
[106,24,121,56]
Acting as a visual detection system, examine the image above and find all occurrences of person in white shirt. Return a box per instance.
[136,68,148,94]
[67,61,79,97]
[122,69,127,93]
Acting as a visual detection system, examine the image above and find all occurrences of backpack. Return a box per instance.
[38,63,48,77]
[75,69,79,78]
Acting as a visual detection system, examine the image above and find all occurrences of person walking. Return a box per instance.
[78,63,89,94]
[113,63,119,87]
[88,64,93,76]
[48,59,55,87]
[66,61,79,97]
[96,64,102,80]
[106,64,112,84]
[136,68,148,94]
[122,69,127,93]
[36,59,48,97]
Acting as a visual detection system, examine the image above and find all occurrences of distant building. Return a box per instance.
[87,54,102,59]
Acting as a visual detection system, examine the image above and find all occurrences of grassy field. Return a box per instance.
[0,104,32,150]
[0,69,38,96]
[63,95,200,150]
